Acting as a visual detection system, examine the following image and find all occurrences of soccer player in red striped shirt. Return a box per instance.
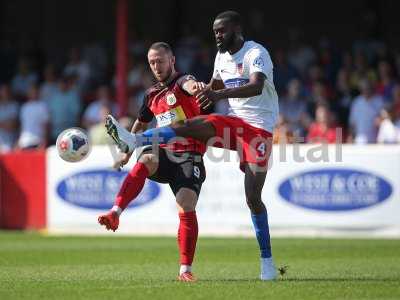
[98,42,208,282]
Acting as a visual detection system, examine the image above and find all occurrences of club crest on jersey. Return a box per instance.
[237,63,243,75]
[253,57,264,68]
[166,93,177,106]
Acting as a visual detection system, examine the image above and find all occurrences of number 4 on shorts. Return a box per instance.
[257,142,266,156]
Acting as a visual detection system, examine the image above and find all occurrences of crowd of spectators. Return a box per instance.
[1,34,400,153]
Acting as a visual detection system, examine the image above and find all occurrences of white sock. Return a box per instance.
[180,264,192,275]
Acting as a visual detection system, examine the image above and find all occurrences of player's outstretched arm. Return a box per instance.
[196,72,266,109]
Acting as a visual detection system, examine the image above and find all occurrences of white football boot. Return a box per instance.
[105,115,137,154]
[260,257,277,280]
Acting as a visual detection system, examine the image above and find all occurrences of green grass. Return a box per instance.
[0,232,399,300]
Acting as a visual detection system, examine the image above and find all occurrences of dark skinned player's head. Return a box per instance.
[147,42,176,82]
[213,10,243,53]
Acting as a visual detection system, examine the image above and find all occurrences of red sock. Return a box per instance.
[177,211,198,266]
[115,162,149,210]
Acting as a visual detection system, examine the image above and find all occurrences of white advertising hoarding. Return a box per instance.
[47,145,400,236]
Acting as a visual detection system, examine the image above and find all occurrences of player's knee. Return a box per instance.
[176,188,198,212]
[138,154,158,175]
[246,195,265,213]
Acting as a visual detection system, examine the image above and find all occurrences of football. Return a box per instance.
[56,128,90,162]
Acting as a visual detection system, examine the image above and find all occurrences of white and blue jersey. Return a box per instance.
[212,40,279,133]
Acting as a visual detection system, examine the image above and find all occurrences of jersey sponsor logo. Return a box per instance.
[155,105,187,127]
[253,57,264,68]
[56,169,160,210]
[166,93,177,106]
[223,78,250,88]
[278,168,392,211]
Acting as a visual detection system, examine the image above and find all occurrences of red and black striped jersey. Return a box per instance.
[138,73,206,154]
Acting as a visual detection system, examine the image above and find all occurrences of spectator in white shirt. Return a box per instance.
[377,109,400,144]
[349,79,384,144]
[0,84,19,152]
[17,85,49,149]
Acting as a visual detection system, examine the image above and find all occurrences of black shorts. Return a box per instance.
[138,146,206,196]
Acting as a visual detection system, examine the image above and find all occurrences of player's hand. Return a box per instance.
[193,81,207,95]
[196,89,220,109]
[113,152,132,171]
[98,211,120,232]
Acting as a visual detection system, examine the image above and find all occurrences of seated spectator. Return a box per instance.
[40,64,59,102]
[11,58,38,99]
[307,104,338,143]
[17,85,49,149]
[377,109,400,144]
[0,84,19,152]
[83,85,117,129]
[46,76,81,144]
[279,79,310,136]
[349,78,384,143]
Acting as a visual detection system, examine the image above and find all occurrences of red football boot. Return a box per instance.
[98,211,119,232]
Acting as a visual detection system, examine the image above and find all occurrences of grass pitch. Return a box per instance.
[0,232,399,300]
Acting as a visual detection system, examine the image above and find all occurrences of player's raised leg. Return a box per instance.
[175,188,199,282]
[98,152,158,231]
[105,115,215,154]
[243,163,277,280]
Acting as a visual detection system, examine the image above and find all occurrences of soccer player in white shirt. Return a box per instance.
[105,10,278,280]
